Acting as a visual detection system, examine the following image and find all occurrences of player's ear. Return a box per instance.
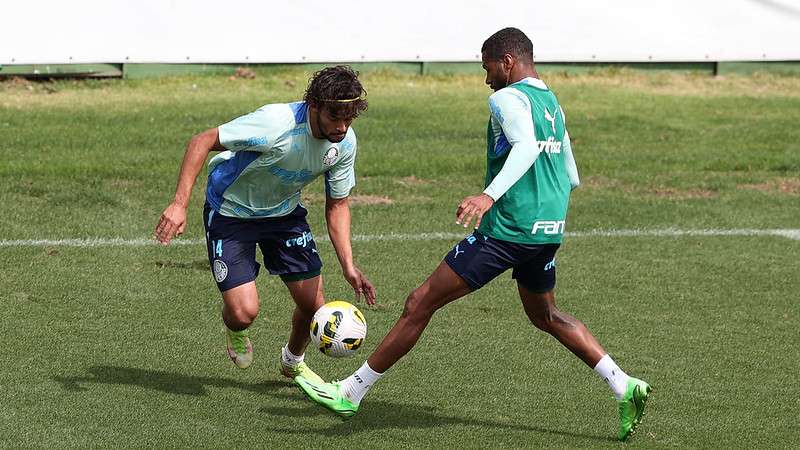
[308,103,323,122]
[502,53,515,70]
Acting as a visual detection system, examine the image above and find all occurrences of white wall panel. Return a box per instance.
[2,0,799,64]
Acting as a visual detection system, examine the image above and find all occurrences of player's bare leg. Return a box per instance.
[280,275,325,383]
[221,282,260,368]
[367,261,472,372]
[518,283,651,440]
[284,275,325,356]
[295,261,472,417]
[517,284,604,366]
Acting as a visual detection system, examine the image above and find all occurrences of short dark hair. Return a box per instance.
[303,65,368,119]
[481,27,534,64]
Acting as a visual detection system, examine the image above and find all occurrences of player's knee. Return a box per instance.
[401,289,433,321]
[295,299,321,316]
[528,307,557,332]
[225,304,258,329]
[292,302,320,323]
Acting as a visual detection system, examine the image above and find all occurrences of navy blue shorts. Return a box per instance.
[203,203,322,292]
[444,231,559,293]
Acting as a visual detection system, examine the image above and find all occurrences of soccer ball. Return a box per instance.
[310,300,367,358]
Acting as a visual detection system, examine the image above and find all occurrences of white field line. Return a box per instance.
[0,229,798,247]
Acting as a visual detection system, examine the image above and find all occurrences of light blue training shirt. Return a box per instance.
[206,101,357,218]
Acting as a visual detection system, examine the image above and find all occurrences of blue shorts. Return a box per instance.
[444,231,560,293]
[203,203,322,292]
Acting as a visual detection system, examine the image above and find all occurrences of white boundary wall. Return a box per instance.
[3,0,800,64]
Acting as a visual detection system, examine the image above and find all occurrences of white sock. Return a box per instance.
[340,361,383,404]
[594,354,630,401]
[281,345,304,366]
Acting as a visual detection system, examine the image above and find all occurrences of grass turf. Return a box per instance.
[1,68,799,448]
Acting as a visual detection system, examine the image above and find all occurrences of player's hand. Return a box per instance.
[343,265,376,306]
[155,201,187,245]
[456,193,494,230]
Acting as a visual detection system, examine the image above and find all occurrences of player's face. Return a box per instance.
[482,52,509,91]
[312,106,353,143]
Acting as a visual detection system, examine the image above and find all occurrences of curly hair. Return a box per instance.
[303,65,368,119]
[481,27,534,64]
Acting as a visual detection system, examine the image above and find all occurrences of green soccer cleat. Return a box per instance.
[225,328,253,369]
[618,378,652,441]
[280,359,325,385]
[295,376,359,419]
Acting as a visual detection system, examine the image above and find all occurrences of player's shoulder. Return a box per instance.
[489,86,519,103]
[488,87,530,122]
[491,86,531,106]
[344,126,357,143]
[339,127,357,154]
[218,102,302,151]
[249,102,299,127]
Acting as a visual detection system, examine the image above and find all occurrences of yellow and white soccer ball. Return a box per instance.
[310,300,367,358]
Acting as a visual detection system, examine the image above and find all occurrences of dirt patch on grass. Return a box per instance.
[229,67,257,80]
[739,178,800,194]
[1,76,34,90]
[300,193,394,206]
[582,175,625,190]
[775,180,798,194]
[650,187,717,199]
[395,175,430,187]
[300,192,323,205]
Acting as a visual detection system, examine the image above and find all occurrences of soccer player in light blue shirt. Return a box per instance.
[155,66,376,383]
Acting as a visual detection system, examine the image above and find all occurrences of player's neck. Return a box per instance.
[510,69,538,85]
[508,62,539,85]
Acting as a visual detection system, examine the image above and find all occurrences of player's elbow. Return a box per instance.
[189,128,219,149]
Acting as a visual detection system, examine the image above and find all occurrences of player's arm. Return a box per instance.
[323,136,376,305]
[559,107,579,191]
[457,90,540,229]
[325,195,376,305]
[155,127,224,245]
[155,106,286,244]
[324,196,355,280]
[563,130,580,190]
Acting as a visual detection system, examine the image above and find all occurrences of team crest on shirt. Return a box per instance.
[322,146,339,166]
[213,259,228,283]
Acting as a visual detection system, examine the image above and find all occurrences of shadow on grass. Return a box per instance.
[53,366,613,442]
[259,400,615,443]
[53,365,293,396]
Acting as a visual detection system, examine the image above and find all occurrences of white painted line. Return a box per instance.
[0,238,198,247]
[0,228,798,247]
[566,228,800,240]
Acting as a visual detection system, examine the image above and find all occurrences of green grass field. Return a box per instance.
[1,68,799,448]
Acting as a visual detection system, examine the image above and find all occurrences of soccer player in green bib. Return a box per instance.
[154,66,376,385]
[296,30,651,441]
